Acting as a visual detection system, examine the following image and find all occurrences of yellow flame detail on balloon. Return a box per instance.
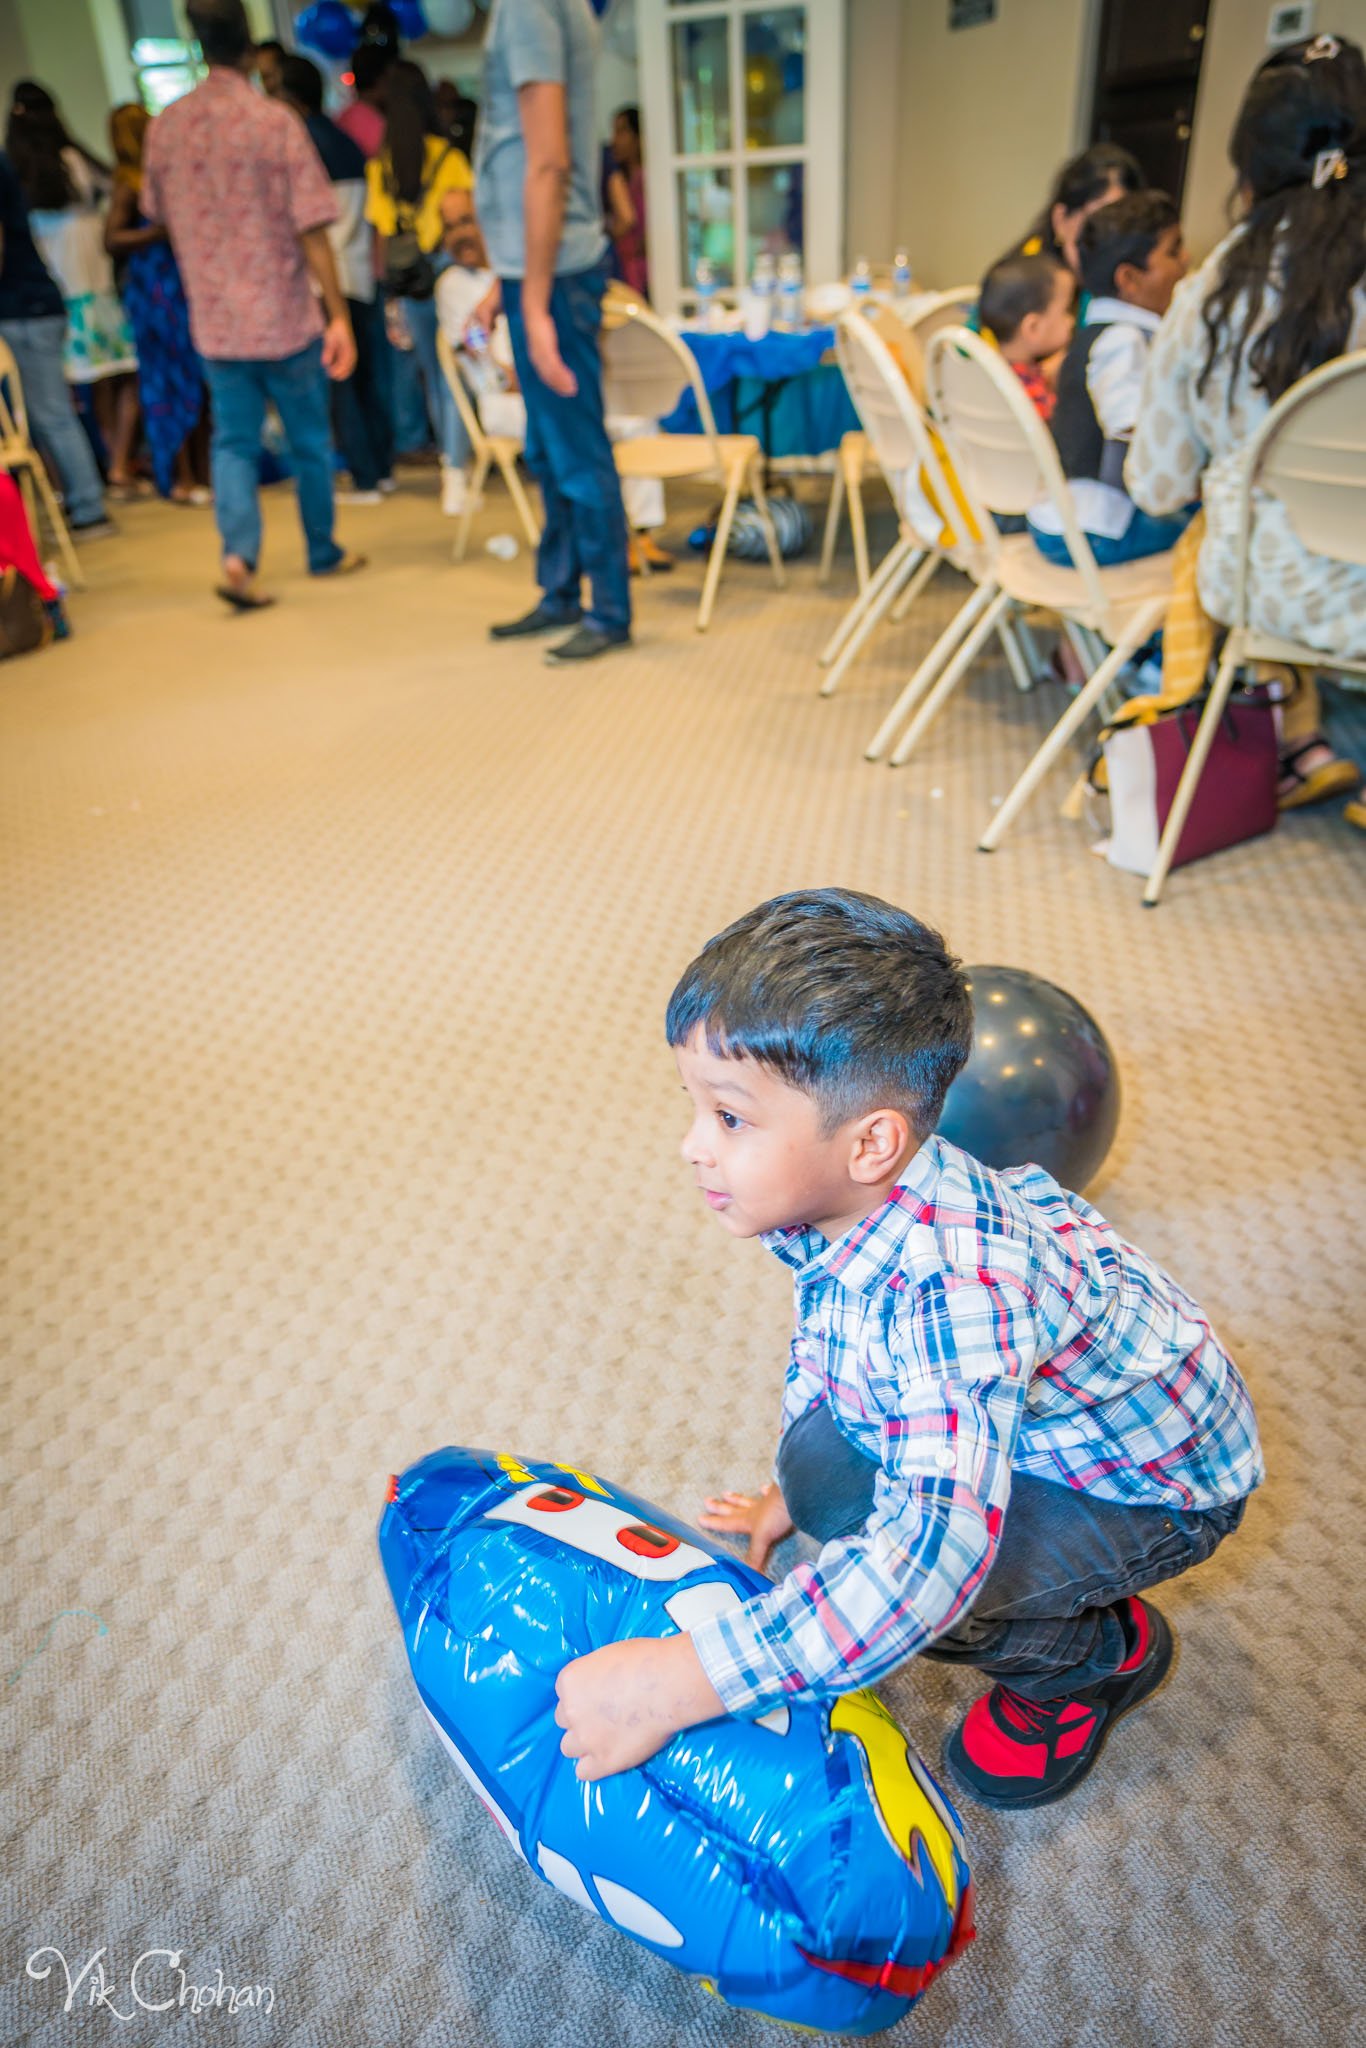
[830,1691,959,1910]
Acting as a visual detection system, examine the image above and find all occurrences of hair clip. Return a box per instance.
[1304,34,1341,61]
[1312,147,1348,188]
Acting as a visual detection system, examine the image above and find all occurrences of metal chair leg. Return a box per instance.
[819,539,924,699]
[820,529,910,667]
[818,464,845,586]
[888,589,1012,766]
[1143,637,1243,906]
[864,578,997,762]
[979,597,1167,850]
[697,463,744,631]
[748,462,788,592]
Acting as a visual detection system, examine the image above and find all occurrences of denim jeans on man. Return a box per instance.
[331,296,393,492]
[0,316,106,526]
[501,259,630,637]
[776,1400,1245,1699]
[202,339,341,574]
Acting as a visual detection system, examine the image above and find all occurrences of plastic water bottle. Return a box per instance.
[850,256,873,307]
[893,249,913,302]
[744,250,777,339]
[694,256,718,330]
[462,321,504,398]
[776,251,804,331]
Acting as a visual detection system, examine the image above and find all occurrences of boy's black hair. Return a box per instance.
[978,250,1069,346]
[186,0,252,68]
[280,54,324,115]
[1077,189,1180,300]
[665,889,973,1138]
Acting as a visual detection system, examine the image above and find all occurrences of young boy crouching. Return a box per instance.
[555,890,1262,1809]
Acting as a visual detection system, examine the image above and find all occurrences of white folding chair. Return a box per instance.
[817,428,871,590]
[1142,348,1366,905]
[435,330,541,565]
[819,309,998,703]
[867,327,1171,800]
[0,336,83,590]
[601,302,785,631]
[818,290,977,599]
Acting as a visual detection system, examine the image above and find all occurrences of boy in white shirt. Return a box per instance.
[1027,191,1192,566]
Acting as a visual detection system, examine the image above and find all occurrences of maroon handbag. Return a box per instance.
[1099,692,1279,873]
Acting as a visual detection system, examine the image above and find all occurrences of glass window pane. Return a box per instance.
[746,163,803,275]
[744,8,805,149]
[672,17,731,155]
[678,168,735,290]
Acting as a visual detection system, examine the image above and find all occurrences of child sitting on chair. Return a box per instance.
[435,206,671,575]
[1028,191,1193,567]
[978,250,1076,420]
[553,890,1262,1811]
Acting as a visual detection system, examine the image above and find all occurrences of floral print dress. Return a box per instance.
[28,150,137,384]
[1126,229,1366,662]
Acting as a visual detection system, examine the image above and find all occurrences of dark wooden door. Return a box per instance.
[1089,0,1211,204]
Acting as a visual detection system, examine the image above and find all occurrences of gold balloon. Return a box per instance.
[745,53,783,140]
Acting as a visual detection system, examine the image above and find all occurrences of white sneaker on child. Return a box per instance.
[441,464,471,517]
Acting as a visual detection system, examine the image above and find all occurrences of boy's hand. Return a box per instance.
[465,280,502,341]
[698,1481,794,1573]
[555,1635,724,1782]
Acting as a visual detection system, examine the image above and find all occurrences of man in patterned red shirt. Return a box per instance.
[144,0,364,609]
[554,889,1262,1811]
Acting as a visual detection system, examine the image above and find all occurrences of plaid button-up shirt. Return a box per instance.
[690,1135,1263,1716]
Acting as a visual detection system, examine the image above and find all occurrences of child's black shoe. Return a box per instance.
[943,1596,1174,1810]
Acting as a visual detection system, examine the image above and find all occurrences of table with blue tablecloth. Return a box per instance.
[661,326,860,459]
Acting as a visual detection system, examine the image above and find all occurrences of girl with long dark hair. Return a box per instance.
[1127,33,1366,812]
[6,81,142,489]
[364,60,476,512]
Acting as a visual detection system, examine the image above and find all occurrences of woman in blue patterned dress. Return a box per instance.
[104,104,208,502]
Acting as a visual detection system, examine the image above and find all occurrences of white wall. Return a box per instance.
[839,0,1366,291]
[885,0,1095,290]
[0,0,135,156]
[1183,0,1366,258]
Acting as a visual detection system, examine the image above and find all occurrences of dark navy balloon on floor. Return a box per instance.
[938,967,1120,1191]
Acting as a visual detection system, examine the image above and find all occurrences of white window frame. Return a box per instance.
[639,0,846,317]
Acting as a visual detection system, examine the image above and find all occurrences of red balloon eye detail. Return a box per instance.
[527,1487,586,1513]
[617,1522,679,1559]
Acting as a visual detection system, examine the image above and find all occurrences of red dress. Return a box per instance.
[0,474,58,602]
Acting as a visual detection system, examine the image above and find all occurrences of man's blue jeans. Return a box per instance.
[502,260,630,637]
[0,315,106,526]
[203,340,341,574]
[776,1400,1246,1700]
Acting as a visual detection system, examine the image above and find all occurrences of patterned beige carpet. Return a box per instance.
[4,477,1365,2048]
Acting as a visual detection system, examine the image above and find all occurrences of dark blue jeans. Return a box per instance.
[776,1401,1246,1700]
[1028,503,1196,567]
[203,339,341,575]
[501,260,630,637]
[332,297,393,492]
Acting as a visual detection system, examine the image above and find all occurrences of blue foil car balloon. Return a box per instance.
[379,1447,975,2035]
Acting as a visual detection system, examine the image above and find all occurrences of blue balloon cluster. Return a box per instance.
[379,1446,975,2035]
[294,1,360,59]
[295,0,432,54]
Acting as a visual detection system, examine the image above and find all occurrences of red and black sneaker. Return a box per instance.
[943,1596,1175,1810]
